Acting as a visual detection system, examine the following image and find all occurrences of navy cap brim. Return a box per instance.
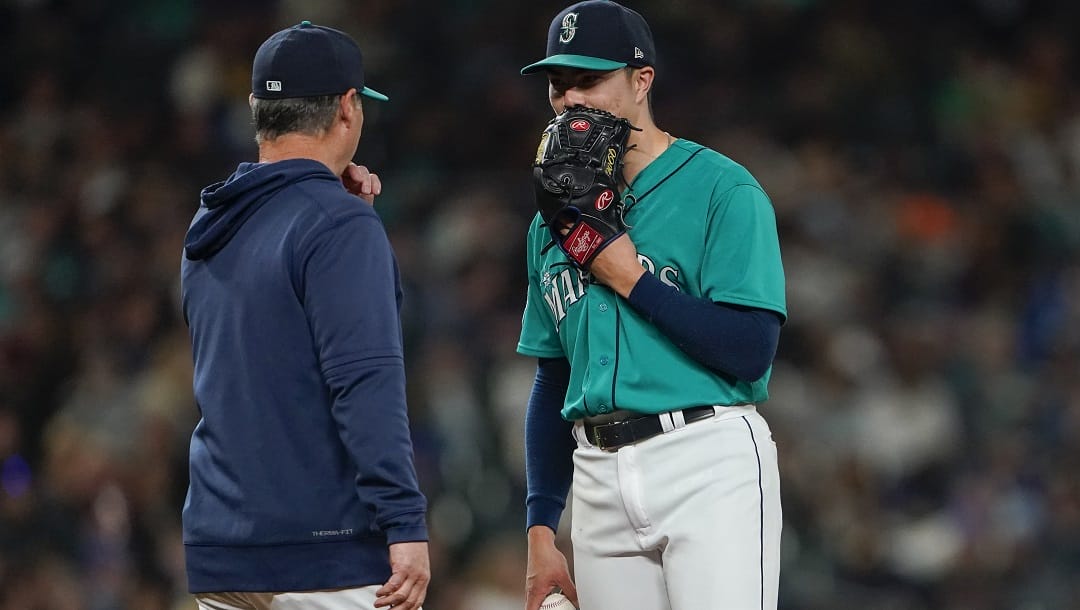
[361,86,388,101]
[520,54,627,75]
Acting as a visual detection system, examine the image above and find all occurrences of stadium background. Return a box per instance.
[1,0,1079,608]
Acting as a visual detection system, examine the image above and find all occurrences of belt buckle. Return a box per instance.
[588,420,622,451]
[589,422,609,451]
[594,433,607,451]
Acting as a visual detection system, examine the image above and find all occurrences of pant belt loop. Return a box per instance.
[670,408,687,429]
[658,411,676,433]
[572,421,592,448]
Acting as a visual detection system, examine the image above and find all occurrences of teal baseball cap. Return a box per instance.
[521,1,656,75]
[252,21,388,102]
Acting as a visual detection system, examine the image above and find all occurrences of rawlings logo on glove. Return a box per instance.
[532,106,634,268]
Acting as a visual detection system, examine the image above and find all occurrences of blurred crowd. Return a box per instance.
[1,0,1079,608]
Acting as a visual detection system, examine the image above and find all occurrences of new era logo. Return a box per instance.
[266,80,282,92]
[634,47,644,59]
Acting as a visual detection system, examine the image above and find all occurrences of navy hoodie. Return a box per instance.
[181,159,427,593]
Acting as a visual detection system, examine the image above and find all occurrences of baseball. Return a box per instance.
[540,592,577,610]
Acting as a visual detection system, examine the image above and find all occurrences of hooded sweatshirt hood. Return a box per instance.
[184,159,335,260]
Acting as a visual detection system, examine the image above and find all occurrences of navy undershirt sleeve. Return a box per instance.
[626,272,782,381]
[524,356,575,533]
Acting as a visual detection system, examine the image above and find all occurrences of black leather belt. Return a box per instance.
[584,406,716,451]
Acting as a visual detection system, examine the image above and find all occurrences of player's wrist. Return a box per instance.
[527,525,557,543]
[610,266,647,298]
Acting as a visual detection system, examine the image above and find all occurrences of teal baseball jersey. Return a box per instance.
[517,139,787,421]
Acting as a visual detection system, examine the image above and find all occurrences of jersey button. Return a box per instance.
[599,356,609,366]
[599,303,608,312]
[598,404,610,413]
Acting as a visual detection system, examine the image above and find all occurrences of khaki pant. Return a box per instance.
[196,586,388,610]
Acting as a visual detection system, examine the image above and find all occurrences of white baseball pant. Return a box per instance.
[570,404,782,610]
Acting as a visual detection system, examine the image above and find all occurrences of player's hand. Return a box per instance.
[588,233,646,298]
[525,526,578,610]
[341,162,382,203]
[375,541,429,609]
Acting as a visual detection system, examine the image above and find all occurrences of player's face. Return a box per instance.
[546,67,633,117]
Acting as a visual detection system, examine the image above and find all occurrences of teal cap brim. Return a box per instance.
[520,54,627,75]
[361,86,388,101]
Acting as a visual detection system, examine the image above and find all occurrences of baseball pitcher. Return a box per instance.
[517,2,787,609]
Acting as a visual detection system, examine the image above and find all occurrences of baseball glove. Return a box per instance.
[533,105,634,269]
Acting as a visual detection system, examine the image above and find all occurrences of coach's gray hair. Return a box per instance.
[252,94,353,144]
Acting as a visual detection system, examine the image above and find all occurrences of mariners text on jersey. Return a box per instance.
[541,256,681,330]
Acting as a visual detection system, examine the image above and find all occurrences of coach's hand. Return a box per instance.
[525,526,578,610]
[375,541,429,609]
[341,162,382,204]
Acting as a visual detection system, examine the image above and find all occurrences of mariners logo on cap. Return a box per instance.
[559,12,578,43]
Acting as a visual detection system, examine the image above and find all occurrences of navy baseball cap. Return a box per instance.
[520,1,655,75]
[252,21,388,101]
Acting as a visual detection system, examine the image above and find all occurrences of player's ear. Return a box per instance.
[339,88,363,127]
[632,67,654,104]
